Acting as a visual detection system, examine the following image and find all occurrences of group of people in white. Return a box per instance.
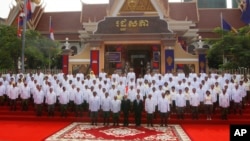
[0,69,249,126]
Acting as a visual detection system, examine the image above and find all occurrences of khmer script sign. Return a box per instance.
[107,52,121,62]
[95,16,171,34]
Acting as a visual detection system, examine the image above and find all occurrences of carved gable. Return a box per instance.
[120,0,156,12]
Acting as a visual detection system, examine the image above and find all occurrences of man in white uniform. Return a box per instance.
[145,94,155,127]
[158,93,170,126]
[101,92,111,126]
[89,91,100,125]
[111,95,121,126]
[45,87,57,117]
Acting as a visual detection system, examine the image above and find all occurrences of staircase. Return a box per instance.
[1,99,250,125]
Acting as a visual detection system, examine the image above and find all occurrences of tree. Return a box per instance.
[25,30,61,69]
[206,26,250,70]
[0,25,61,72]
[0,25,22,71]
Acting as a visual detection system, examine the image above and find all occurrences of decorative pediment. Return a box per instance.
[120,0,157,12]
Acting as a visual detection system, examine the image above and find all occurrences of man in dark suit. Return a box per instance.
[121,95,131,126]
[133,94,143,126]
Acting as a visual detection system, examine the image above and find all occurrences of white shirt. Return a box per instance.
[111,99,121,113]
[204,94,213,105]
[0,84,6,96]
[145,97,155,114]
[232,88,243,103]
[175,93,186,107]
[20,86,31,99]
[101,96,111,112]
[46,91,57,105]
[219,93,229,108]
[9,86,19,100]
[74,90,84,105]
[59,90,69,104]
[89,96,100,112]
[190,92,200,107]
[33,89,45,104]
[158,96,170,113]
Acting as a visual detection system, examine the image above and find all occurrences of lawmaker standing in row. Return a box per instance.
[145,94,155,127]
[45,87,57,117]
[121,95,131,126]
[133,94,143,126]
[89,91,100,125]
[158,93,170,126]
[190,88,200,120]
[111,96,121,126]
[101,92,111,126]
[219,89,230,120]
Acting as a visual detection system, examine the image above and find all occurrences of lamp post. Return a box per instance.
[194,36,208,73]
[197,36,204,48]
[61,37,72,74]
[64,37,70,50]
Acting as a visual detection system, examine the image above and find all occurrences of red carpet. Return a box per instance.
[0,120,230,141]
[182,124,230,141]
[0,120,70,141]
[0,102,249,141]
[45,123,191,141]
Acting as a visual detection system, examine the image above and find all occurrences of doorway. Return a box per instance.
[104,44,160,77]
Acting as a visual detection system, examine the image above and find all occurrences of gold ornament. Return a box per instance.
[166,56,173,66]
[199,62,205,69]
[128,0,137,11]
[31,0,41,5]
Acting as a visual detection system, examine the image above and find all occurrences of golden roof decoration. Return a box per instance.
[120,0,156,12]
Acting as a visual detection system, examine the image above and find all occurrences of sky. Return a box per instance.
[0,0,201,19]
[0,0,110,18]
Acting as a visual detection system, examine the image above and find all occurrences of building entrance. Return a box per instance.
[105,44,160,77]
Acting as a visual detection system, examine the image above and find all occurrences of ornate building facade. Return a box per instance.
[5,0,246,76]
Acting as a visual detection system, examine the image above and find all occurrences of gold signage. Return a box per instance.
[116,19,149,31]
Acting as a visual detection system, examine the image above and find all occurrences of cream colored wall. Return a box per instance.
[68,41,201,74]
[99,44,105,71]
[68,45,91,74]
[174,43,199,73]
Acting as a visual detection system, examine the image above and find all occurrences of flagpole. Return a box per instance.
[49,16,52,71]
[21,0,28,73]
[17,15,19,36]
[220,12,225,65]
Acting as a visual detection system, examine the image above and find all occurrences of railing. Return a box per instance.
[0,69,62,74]
[209,68,250,76]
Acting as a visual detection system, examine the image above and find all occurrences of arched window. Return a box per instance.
[203,45,210,49]
[188,45,195,54]
[71,46,77,56]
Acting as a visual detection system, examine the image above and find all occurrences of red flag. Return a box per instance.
[49,16,55,40]
[17,16,22,37]
[26,0,32,21]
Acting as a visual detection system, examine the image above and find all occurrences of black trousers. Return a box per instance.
[160,112,169,126]
[123,112,129,126]
[134,112,142,126]
[103,111,110,125]
[147,113,154,126]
